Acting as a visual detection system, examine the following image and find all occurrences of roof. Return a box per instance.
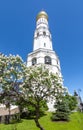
[0,104,19,116]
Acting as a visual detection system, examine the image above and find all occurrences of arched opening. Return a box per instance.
[43,31,46,36]
[44,56,51,65]
[32,58,37,65]
[37,32,39,37]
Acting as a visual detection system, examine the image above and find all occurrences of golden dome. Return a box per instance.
[36,11,48,21]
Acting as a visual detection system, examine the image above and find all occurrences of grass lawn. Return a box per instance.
[0,112,83,130]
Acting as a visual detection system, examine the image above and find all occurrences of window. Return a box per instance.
[32,58,37,65]
[44,43,46,47]
[43,31,46,36]
[44,56,51,65]
[56,60,58,65]
[37,32,39,37]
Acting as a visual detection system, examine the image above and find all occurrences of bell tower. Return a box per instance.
[27,11,62,78]
[33,11,53,51]
[27,11,63,111]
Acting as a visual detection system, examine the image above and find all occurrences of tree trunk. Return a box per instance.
[8,105,11,124]
[34,107,45,130]
[34,118,44,130]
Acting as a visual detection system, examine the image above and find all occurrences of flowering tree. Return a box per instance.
[0,54,64,128]
[0,54,25,123]
[21,66,63,130]
[0,53,7,84]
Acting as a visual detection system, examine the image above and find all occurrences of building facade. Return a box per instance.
[27,11,63,111]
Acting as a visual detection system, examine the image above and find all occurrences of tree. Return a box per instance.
[51,92,77,122]
[21,66,63,130]
[21,99,48,119]
[0,54,64,128]
[74,90,83,112]
[0,54,25,123]
[0,53,7,86]
[65,94,77,111]
[51,98,70,121]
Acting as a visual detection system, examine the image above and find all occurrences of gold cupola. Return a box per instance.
[36,11,48,21]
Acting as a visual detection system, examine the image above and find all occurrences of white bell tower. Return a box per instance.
[27,11,62,78]
[27,11,63,111]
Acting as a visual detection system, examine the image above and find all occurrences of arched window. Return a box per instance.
[37,32,39,37]
[32,58,37,65]
[44,56,51,65]
[43,31,46,36]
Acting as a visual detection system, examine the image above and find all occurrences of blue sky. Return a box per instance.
[0,0,83,100]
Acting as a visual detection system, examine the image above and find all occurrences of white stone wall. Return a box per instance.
[33,17,53,51]
[33,36,52,51]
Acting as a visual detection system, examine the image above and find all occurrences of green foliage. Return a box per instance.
[52,99,70,121]
[51,92,77,121]
[65,94,77,111]
[26,100,48,119]
[21,100,48,119]
[10,113,20,124]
